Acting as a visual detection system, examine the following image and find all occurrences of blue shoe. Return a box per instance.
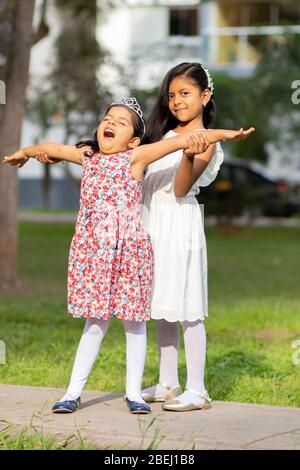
[125,397,151,414]
[52,397,81,414]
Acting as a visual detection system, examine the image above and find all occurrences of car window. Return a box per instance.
[218,164,231,179]
[249,171,272,186]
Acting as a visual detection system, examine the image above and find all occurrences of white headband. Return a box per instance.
[201,65,214,93]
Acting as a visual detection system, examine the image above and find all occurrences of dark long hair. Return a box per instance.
[76,104,145,152]
[142,62,216,144]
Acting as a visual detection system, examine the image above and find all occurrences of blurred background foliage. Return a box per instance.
[213,34,300,162]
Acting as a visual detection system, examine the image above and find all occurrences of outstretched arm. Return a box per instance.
[132,127,255,168]
[131,133,190,167]
[2,142,85,167]
[173,128,255,197]
[206,127,255,144]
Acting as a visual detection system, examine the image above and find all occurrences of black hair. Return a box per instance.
[76,130,99,152]
[142,62,216,144]
[76,104,144,152]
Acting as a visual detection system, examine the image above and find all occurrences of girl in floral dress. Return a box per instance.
[3,97,254,414]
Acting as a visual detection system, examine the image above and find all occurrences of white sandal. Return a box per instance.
[142,382,182,403]
[162,388,212,412]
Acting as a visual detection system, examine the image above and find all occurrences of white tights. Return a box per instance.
[144,319,207,404]
[60,317,147,403]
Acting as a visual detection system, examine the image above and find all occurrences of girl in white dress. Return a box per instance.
[141,62,253,411]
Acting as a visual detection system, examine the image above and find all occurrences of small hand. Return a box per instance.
[223,127,255,142]
[2,150,29,168]
[184,133,210,159]
[35,151,61,164]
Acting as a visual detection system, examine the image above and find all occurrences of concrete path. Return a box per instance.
[0,384,299,450]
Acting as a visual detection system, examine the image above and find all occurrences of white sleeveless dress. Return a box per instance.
[141,130,224,322]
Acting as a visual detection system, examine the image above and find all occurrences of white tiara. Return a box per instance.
[201,65,214,93]
[111,97,145,134]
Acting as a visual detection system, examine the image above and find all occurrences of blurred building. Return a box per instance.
[19,0,300,209]
[99,0,300,87]
[202,0,300,75]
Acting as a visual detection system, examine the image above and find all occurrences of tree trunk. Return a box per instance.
[42,164,51,210]
[0,0,35,289]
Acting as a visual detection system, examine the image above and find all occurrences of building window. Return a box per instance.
[220,1,300,28]
[220,2,243,27]
[248,2,272,26]
[279,2,300,25]
[169,9,198,36]
[220,2,272,27]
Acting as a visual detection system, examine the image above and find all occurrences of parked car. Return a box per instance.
[198,158,300,217]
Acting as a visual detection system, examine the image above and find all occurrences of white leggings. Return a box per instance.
[156,319,207,393]
[60,317,147,402]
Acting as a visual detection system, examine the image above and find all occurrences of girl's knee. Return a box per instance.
[123,319,146,335]
[85,317,110,335]
[181,319,204,330]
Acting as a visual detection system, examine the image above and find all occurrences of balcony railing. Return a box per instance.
[131,23,300,73]
[131,35,203,62]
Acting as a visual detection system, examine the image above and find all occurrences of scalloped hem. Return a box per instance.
[150,312,208,322]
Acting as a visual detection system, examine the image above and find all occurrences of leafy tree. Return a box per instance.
[28,0,116,199]
[30,0,116,142]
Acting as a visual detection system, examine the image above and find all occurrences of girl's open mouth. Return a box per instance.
[104,128,115,138]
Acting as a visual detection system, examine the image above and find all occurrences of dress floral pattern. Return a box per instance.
[68,148,153,321]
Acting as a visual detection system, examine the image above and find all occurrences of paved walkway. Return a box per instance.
[0,384,299,450]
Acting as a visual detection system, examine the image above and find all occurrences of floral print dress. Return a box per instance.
[68,148,153,321]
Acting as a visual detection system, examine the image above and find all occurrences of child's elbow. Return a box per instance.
[174,188,188,198]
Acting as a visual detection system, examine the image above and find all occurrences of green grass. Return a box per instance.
[0,424,96,450]
[0,223,300,407]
